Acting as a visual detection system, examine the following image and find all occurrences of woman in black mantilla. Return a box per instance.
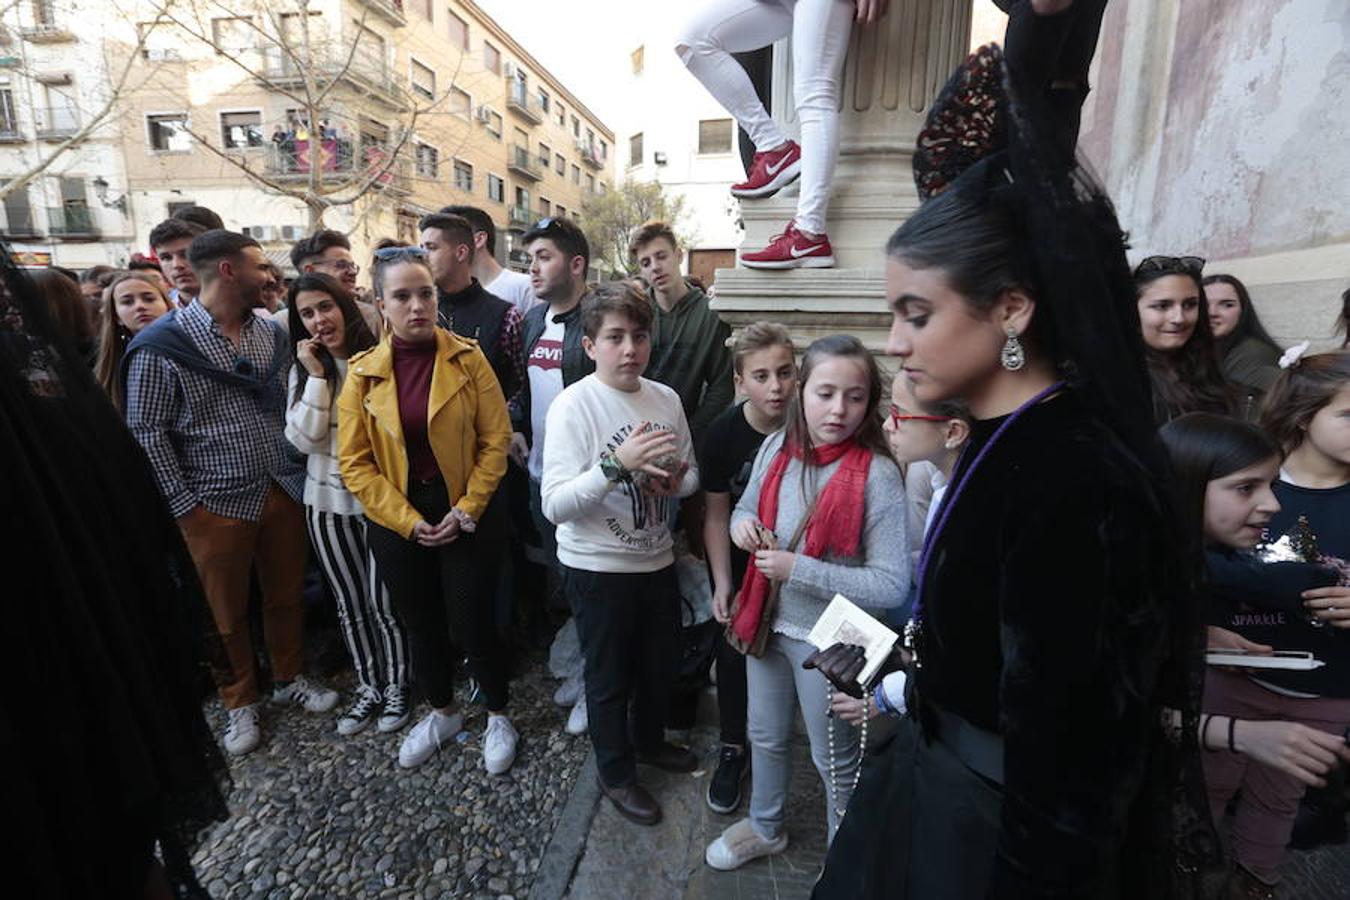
[0,248,229,896]
[808,45,1216,898]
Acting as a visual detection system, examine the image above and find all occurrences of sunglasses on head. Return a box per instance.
[888,404,950,426]
[372,246,428,261]
[1137,255,1205,278]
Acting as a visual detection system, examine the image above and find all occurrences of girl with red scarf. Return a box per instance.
[704,334,909,871]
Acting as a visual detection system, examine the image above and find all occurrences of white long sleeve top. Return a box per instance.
[284,362,363,517]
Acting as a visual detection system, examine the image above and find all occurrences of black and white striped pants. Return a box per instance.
[305,507,410,693]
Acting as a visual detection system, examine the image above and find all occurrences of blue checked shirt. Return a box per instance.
[126,300,293,521]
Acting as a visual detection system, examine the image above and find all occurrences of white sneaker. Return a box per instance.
[337,686,383,736]
[566,699,588,735]
[378,684,411,733]
[272,674,339,713]
[553,674,584,707]
[483,715,519,775]
[223,704,261,756]
[705,817,788,871]
[398,710,463,769]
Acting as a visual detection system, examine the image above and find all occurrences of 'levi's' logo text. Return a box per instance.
[529,339,562,371]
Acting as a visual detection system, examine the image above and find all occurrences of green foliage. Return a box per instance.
[581,179,693,277]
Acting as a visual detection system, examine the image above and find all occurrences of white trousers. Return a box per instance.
[676,0,854,234]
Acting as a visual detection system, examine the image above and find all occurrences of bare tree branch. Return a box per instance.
[0,10,166,201]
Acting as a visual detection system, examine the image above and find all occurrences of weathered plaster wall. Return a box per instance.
[1080,0,1350,344]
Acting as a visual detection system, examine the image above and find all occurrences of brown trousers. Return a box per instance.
[178,485,308,709]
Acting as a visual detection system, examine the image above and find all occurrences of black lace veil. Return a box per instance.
[0,247,230,895]
[911,44,1220,894]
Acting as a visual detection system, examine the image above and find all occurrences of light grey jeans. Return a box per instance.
[747,632,860,842]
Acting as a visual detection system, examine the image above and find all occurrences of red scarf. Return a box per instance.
[730,437,873,645]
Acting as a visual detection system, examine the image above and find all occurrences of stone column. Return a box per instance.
[712,0,973,351]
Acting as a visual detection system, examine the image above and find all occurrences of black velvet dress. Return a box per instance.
[816,390,1191,899]
[1,263,230,896]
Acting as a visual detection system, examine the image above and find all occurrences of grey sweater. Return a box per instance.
[733,430,910,641]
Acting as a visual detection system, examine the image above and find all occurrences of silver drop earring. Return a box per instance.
[1001,327,1025,371]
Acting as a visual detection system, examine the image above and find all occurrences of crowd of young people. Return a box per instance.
[25,28,1350,900]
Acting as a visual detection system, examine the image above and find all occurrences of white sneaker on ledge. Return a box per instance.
[272,674,339,713]
[223,703,261,756]
[399,710,463,769]
[483,714,519,775]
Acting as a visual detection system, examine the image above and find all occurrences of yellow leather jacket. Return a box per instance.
[337,329,510,538]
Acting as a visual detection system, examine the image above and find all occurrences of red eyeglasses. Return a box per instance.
[888,404,950,426]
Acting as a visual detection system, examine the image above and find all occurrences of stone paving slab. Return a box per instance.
[561,712,830,900]
[556,702,1350,900]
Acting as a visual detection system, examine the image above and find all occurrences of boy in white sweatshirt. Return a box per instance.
[541,282,700,826]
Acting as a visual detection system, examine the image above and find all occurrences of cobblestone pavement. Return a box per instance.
[188,661,1349,900]
[191,655,588,900]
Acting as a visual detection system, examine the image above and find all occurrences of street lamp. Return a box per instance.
[91,176,128,215]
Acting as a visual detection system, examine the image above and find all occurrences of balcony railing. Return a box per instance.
[354,0,407,27]
[507,144,541,181]
[34,107,79,141]
[508,205,532,229]
[580,142,603,170]
[506,85,543,125]
[47,205,99,239]
[21,23,75,43]
[260,50,408,111]
[264,142,409,193]
[0,214,42,239]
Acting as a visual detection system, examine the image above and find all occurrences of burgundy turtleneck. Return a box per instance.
[391,334,439,482]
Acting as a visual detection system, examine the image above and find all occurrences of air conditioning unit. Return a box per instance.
[145,48,182,61]
[503,62,517,79]
[475,105,494,124]
[245,225,278,241]
[280,225,304,241]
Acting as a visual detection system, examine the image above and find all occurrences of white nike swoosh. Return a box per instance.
[790,243,825,257]
[766,154,793,175]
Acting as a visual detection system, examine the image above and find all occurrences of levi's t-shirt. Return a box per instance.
[527,314,565,480]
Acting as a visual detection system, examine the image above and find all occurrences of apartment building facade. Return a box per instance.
[0,0,138,269]
[0,0,614,271]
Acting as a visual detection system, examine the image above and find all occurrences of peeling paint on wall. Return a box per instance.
[1082,0,1350,260]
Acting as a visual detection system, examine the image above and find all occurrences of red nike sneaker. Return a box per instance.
[740,221,835,270]
[730,141,802,199]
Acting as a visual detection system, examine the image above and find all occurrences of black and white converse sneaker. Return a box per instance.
[379,683,411,733]
[337,686,383,736]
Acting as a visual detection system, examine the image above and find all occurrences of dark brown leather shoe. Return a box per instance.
[599,779,662,826]
[636,741,698,773]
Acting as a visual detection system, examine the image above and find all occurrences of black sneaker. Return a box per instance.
[707,745,749,814]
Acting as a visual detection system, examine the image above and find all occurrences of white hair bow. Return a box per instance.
[1278,341,1310,370]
